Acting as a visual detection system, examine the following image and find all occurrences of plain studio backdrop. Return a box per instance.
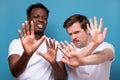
[0,0,119,80]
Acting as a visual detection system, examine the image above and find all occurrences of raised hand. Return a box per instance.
[36,38,58,64]
[59,41,84,69]
[18,21,45,56]
[88,16,108,45]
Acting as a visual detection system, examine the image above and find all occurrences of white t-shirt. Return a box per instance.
[67,42,115,80]
[8,37,63,80]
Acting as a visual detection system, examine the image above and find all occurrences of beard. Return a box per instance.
[34,25,46,36]
[34,30,44,35]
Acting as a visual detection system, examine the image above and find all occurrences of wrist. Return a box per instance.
[83,57,87,65]
[23,51,32,59]
[89,42,99,48]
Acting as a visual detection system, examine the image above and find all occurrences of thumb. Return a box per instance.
[61,57,69,64]
[36,51,45,58]
[38,35,46,45]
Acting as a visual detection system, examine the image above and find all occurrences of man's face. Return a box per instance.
[66,22,89,48]
[29,8,48,35]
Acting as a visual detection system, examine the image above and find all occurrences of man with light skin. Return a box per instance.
[59,14,115,80]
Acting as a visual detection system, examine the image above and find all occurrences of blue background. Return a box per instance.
[0,0,119,80]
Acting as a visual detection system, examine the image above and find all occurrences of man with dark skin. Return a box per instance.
[8,3,67,80]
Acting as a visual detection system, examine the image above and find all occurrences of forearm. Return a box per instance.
[83,54,106,65]
[83,49,114,65]
[51,62,67,80]
[10,52,31,77]
[81,42,99,57]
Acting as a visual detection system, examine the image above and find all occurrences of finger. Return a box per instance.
[46,38,49,48]
[64,41,69,46]
[60,41,66,48]
[25,21,30,36]
[87,24,92,35]
[94,16,98,29]
[18,29,23,41]
[64,41,75,51]
[53,39,56,48]
[71,42,77,51]
[49,38,53,48]
[22,23,26,37]
[103,27,108,38]
[61,57,70,65]
[89,18,94,30]
[60,41,70,52]
[36,51,45,58]
[38,35,46,45]
[58,45,68,56]
[30,21,34,35]
[61,58,75,69]
[98,18,103,33]
[61,57,71,66]
[56,44,59,52]
[64,41,73,51]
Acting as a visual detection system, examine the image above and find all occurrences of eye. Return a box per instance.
[68,33,72,36]
[43,17,47,20]
[74,31,80,34]
[33,15,39,18]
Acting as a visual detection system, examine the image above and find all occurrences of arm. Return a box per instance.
[36,39,67,80]
[51,61,67,80]
[83,16,114,65]
[82,16,108,57]
[8,52,31,77]
[59,41,99,68]
[8,21,45,77]
[83,48,114,65]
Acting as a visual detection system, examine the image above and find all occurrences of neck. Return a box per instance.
[86,36,92,46]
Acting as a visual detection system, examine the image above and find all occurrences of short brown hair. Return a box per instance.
[63,14,90,31]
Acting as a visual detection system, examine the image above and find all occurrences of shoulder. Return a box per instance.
[8,38,23,56]
[95,42,115,53]
[101,42,114,51]
[8,38,22,52]
[9,38,21,46]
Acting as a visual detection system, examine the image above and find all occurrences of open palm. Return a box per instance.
[88,16,108,45]
[36,39,58,64]
[18,21,45,56]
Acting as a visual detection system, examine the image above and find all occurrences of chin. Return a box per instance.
[35,31,44,35]
[76,44,83,48]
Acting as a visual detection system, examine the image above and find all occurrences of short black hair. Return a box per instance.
[26,3,49,18]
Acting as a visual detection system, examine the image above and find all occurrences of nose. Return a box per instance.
[71,34,77,41]
[38,16,44,22]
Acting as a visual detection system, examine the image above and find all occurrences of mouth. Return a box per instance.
[35,23,45,31]
[36,23,43,29]
[73,40,80,45]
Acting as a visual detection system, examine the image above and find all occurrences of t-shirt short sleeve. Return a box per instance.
[8,39,23,57]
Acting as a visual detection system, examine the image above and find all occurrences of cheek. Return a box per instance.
[43,21,47,26]
[80,34,84,38]
[77,33,83,38]
[78,33,87,40]
[70,36,73,40]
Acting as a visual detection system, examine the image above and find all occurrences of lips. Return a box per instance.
[73,40,80,45]
[34,23,44,31]
[73,39,79,43]
[37,23,43,28]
